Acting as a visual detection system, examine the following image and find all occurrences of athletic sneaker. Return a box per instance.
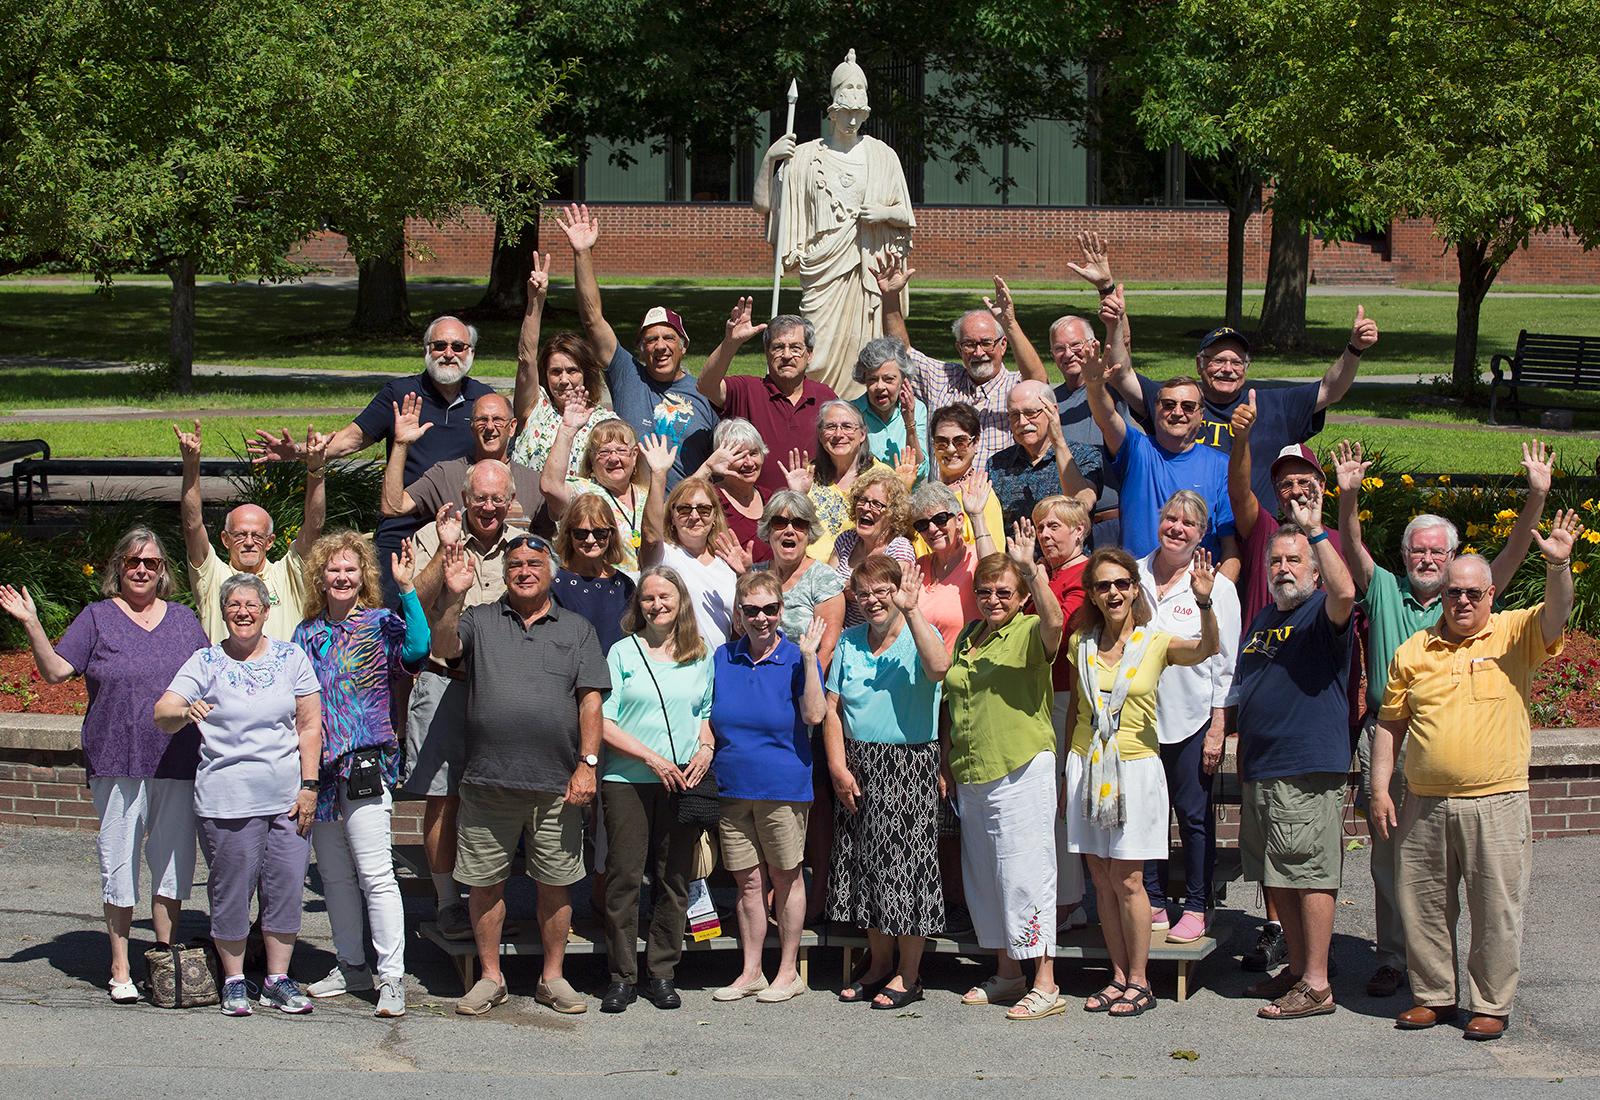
[307,961,374,998]
[1242,923,1288,972]
[436,899,473,942]
[220,977,254,1017]
[259,976,313,1014]
[375,978,406,1018]
[1150,904,1171,931]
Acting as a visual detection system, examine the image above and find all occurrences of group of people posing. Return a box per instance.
[3,219,1576,1041]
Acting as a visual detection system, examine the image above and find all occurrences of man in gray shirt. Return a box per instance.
[432,534,609,1018]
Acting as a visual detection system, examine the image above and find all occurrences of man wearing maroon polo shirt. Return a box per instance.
[697,296,837,497]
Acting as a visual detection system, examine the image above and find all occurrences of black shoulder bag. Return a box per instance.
[633,638,721,826]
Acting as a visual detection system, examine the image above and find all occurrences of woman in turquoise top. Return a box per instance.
[597,566,715,1013]
[849,336,929,484]
[823,556,949,1009]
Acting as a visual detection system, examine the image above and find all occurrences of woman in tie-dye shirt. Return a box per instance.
[292,532,429,1017]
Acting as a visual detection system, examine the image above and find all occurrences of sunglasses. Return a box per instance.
[769,515,811,534]
[1093,577,1135,594]
[932,434,973,451]
[674,503,715,518]
[974,586,1016,600]
[123,555,165,572]
[1445,586,1488,604]
[505,534,555,556]
[1157,398,1201,414]
[912,511,958,533]
[570,527,613,544]
[739,601,782,619]
[428,339,472,353]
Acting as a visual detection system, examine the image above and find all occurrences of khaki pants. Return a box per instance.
[1357,717,1408,970]
[601,782,701,984]
[1396,790,1531,1016]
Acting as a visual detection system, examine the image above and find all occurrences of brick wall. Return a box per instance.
[287,204,1600,286]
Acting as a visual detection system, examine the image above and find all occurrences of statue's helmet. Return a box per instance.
[829,49,870,113]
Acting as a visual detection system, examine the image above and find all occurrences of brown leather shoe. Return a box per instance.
[1396,1003,1458,1029]
[1464,1014,1506,1041]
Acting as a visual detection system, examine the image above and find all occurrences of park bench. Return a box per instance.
[8,455,252,522]
[1488,331,1600,424]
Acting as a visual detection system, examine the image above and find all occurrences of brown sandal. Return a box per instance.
[1259,979,1335,1020]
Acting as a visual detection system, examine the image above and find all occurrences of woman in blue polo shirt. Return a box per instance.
[708,572,827,1005]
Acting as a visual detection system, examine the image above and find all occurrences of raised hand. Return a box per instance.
[711,530,753,575]
[527,250,551,301]
[173,419,202,461]
[1521,438,1554,495]
[392,392,433,446]
[1098,284,1125,329]
[435,502,464,548]
[247,427,303,465]
[1532,509,1583,564]
[779,447,814,494]
[555,203,599,254]
[724,295,766,345]
[304,424,329,473]
[1007,516,1039,568]
[0,584,39,625]
[1079,344,1113,388]
[893,447,920,489]
[1231,388,1258,440]
[891,559,924,611]
[869,251,915,297]
[983,275,1017,329]
[1066,231,1114,290]
[960,470,992,516]
[701,443,739,479]
[391,538,417,592]
[898,380,918,424]
[1189,547,1216,602]
[796,615,827,660]
[639,434,679,478]
[560,397,593,431]
[1349,304,1378,353]
[441,541,478,595]
[1333,439,1370,495]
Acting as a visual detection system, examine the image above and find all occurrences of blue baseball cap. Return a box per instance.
[1198,326,1251,355]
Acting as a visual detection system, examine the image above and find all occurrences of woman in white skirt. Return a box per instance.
[942,522,1067,1021]
[1065,546,1218,1018]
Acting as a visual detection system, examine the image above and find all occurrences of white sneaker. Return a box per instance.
[109,977,139,1004]
[375,978,406,1018]
[307,961,374,998]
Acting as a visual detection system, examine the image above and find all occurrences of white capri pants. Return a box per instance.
[89,777,197,908]
[312,787,405,981]
[957,750,1058,960]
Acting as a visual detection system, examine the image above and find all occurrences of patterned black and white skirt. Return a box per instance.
[825,739,944,937]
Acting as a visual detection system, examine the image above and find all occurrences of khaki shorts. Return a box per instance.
[717,799,809,872]
[1240,773,1347,891]
[455,783,584,887]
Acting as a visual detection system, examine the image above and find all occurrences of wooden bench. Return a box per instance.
[9,455,252,521]
[0,439,50,513]
[828,924,1218,1003]
[417,919,818,994]
[1488,330,1600,424]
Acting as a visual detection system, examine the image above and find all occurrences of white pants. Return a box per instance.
[1050,692,1086,908]
[312,786,405,980]
[89,777,196,908]
[957,751,1058,960]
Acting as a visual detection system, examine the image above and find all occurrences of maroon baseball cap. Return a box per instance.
[1269,443,1323,481]
[638,306,689,346]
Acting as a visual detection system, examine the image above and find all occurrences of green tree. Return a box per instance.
[1211,0,1600,388]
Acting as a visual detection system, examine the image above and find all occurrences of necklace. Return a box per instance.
[604,484,643,552]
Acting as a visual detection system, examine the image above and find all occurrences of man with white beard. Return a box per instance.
[250,315,497,605]
[1229,493,1355,1021]
[1332,438,1552,1000]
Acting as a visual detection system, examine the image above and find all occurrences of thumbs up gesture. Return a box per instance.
[1349,305,1378,353]
[1230,388,1258,439]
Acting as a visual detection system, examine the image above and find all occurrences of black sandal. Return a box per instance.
[1083,981,1128,1012]
[871,984,924,1011]
[839,974,892,1003]
[1109,982,1156,1017]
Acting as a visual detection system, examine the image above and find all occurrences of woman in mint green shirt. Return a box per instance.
[598,566,715,1012]
[823,555,949,1009]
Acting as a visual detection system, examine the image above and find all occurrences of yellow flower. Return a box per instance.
[1494,509,1517,522]
[1401,474,1415,488]
[1358,509,1372,522]
[1574,561,1589,574]
[81,563,95,576]
[1492,524,1513,539]
[1437,474,1451,485]
[1362,477,1384,491]
[1461,545,1477,554]
[1466,522,1484,537]
[1583,498,1598,512]
[1583,530,1600,545]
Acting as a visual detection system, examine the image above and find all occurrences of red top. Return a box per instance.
[1049,558,1089,692]
[719,374,838,497]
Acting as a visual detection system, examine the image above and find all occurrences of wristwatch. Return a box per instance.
[299,779,319,791]
[579,753,599,767]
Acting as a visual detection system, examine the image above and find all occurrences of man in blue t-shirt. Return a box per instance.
[554,204,716,485]
[1229,498,1356,1020]
[1081,346,1239,575]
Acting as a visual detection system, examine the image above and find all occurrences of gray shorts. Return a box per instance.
[400,670,466,798]
[1241,773,1347,891]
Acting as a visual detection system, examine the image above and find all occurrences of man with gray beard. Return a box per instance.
[1229,492,1356,1021]
[249,315,496,605]
[1332,439,1552,1000]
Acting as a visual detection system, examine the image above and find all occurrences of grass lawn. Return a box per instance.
[0,415,365,459]
[1312,423,1600,476]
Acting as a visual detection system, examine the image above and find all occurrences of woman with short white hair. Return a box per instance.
[850,336,927,483]
[696,417,774,563]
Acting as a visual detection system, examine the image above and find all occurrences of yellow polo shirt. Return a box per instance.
[1377,605,1562,798]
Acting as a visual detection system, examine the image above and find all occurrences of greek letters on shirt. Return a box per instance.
[1241,623,1294,659]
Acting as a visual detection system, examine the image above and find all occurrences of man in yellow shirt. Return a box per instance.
[1369,511,1579,1041]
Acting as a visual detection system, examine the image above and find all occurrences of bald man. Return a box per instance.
[177,419,327,641]
[985,378,1100,531]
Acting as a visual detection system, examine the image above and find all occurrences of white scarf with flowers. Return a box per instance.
[1077,627,1154,830]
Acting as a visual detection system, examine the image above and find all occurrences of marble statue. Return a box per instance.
[754,50,915,399]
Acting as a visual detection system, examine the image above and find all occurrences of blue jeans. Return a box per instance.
[1143,727,1215,914]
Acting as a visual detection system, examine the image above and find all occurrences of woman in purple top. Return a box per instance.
[0,526,208,1004]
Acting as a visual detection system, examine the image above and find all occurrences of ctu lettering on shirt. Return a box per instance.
[1196,418,1234,449]
[1242,624,1294,658]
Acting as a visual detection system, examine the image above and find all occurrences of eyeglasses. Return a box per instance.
[468,494,509,507]
[225,531,269,545]
[974,586,1016,600]
[739,601,782,619]
[594,446,632,460]
[913,511,958,533]
[674,503,715,518]
[854,497,888,515]
[122,556,165,572]
[932,434,973,451]
[768,342,808,356]
[821,422,861,436]
[1405,546,1451,560]
[1445,586,1488,604]
[1204,353,1248,368]
[428,340,472,353]
[854,585,897,603]
[471,415,511,428]
[958,338,1003,353]
[1055,340,1093,354]
[1093,577,1135,594]
[1007,406,1048,422]
[224,600,264,613]
[571,528,612,544]
[1157,398,1201,414]
[768,515,811,534]
[1277,476,1322,491]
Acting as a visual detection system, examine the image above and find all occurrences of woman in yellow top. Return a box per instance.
[1065,547,1218,1018]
